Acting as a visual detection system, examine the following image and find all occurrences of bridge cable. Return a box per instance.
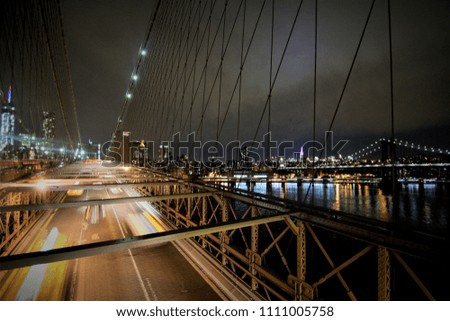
[303,0,376,202]
[388,0,396,195]
[114,0,162,136]
[163,1,199,140]
[57,0,81,144]
[312,0,318,183]
[199,0,214,142]
[38,1,73,146]
[237,0,246,146]
[267,0,275,161]
[216,0,269,140]
[194,0,244,140]
[217,1,228,143]
[168,1,208,139]
[250,0,305,145]
[173,1,216,137]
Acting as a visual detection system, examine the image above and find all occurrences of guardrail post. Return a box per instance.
[251,206,259,291]
[220,196,229,266]
[201,196,207,248]
[12,193,21,235]
[23,192,30,226]
[377,246,391,300]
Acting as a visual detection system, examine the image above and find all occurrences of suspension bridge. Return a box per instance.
[0,0,449,301]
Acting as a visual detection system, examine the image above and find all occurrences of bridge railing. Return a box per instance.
[129,171,448,300]
[0,189,66,254]
[0,165,447,300]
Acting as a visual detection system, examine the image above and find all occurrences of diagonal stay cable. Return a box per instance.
[214,0,269,139]
[251,0,305,144]
[303,0,376,202]
[57,0,81,144]
[38,1,73,146]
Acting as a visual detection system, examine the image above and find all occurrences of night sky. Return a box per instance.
[60,0,156,143]
[60,0,449,153]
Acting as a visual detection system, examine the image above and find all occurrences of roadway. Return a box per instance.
[0,162,222,300]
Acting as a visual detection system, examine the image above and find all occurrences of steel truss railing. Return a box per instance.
[0,189,66,254]
[129,174,446,300]
[0,172,448,300]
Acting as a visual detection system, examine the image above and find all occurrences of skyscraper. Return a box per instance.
[42,111,56,141]
[0,86,15,152]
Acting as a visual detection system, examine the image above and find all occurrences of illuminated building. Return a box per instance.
[109,130,130,165]
[0,86,15,152]
[42,111,55,141]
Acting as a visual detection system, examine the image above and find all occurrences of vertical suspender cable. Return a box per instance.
[267,0,274,161]
[312,0,318,175]
[57,0,81,144]
[217,1,228,142]
[38,1,73,147]
[388,0,396,195]
[304,0,376,202]
[237,0,246,145]
[114,0,162,136]
[251,0,304,144]
[200,0,213,142]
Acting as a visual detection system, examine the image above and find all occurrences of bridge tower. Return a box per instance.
[380,139,395,163]
[379,139,399,192]
[0,86,15,153]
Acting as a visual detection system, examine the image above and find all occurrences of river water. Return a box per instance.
[235,181,450,237]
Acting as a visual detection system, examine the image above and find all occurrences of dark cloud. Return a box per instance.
[60,0,155,143]
[61,0,449,153]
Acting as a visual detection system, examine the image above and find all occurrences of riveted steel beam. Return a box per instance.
[0,213,291,271]
[0,192,213,213]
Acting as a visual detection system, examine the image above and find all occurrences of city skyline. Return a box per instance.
[0,0,448,154]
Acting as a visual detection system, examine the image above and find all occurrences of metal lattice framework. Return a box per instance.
[120,171,444,300]
[0,167,447,300]
[0,189,65,253]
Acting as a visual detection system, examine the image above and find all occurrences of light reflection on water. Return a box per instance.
[237,182,449,235]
